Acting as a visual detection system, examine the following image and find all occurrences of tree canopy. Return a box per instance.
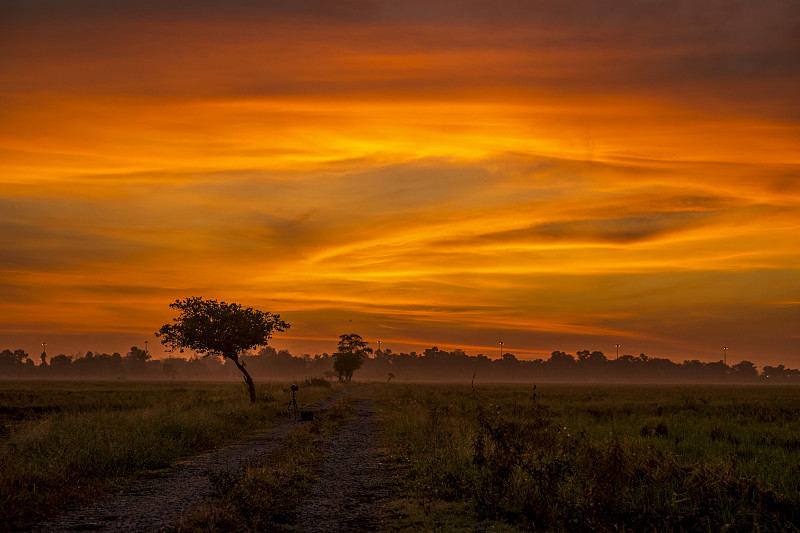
[156,296,289,401]
[333,333,372,381]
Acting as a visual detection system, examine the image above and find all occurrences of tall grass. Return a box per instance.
[376,384,800,532]
[0,381,337,531]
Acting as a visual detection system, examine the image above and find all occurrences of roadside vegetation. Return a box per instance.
[0,380,337,531]
[376,384,800,532]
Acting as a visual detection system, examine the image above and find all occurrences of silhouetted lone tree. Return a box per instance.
[156,297,290,402]
[333,333,372,381]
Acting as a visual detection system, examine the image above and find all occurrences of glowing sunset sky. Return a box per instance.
[1,1,799,366]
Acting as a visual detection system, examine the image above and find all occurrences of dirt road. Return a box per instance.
[295,397,389,532]
[34,387,390,532]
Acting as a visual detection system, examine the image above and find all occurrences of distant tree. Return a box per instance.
[18,349,30,364]
[546,350,575,368]
[0,349,16,374]
[126,346,151,375]
[156,297,290,402]
[731,360,759,380]
[423,346,442,358]
[257,346,278,358]
[762,364,786,380]
[126,346,149,363]
[333,333,372,381]
[577,350,606,364]
[23,357,34,376]
[73,351,99,376]
[706,360,730,380]
[49,354,73,374]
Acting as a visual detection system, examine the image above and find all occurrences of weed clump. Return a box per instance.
[640,421,669,437]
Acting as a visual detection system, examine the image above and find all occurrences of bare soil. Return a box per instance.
[34,387,390,532]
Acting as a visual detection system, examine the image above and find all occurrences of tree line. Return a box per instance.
[3,297,797,386]
[2,344,798,384]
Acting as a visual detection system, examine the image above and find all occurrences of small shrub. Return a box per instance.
[641,422,669,437]
[304,377,331,388]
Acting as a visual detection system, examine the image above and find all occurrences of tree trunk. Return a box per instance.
[229,354,257,402]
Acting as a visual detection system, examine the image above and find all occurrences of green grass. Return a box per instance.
[0,380,338,531]
[376,384,800,532]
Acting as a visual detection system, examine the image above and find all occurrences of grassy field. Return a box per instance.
[0,380,338,531]
[3,381,800,532]
[376,383,800,532]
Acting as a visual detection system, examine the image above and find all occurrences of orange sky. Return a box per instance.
[1,1,799,367]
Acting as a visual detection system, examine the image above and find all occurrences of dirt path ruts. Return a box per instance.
[294,396,390,532]
[34,390,351,533]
